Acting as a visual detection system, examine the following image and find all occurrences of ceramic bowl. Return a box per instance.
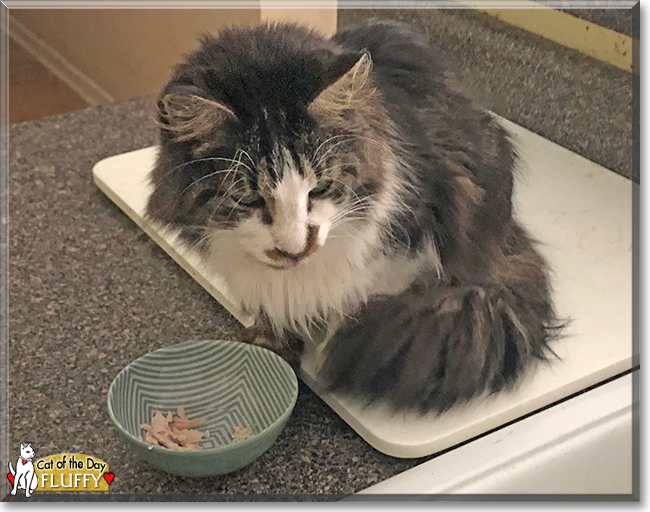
[107,339,298,477]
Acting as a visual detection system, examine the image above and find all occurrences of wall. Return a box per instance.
[260,5,337,37]
[10,7,337,104]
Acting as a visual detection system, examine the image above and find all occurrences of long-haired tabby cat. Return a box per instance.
[146,20,562,413]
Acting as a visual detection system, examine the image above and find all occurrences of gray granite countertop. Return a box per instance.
[7,96,432,500]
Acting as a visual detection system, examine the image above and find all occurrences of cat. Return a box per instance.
[146,20,562,413]
[9,443,38,497]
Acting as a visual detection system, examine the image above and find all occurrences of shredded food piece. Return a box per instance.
[231,426,251,444]
[140,406,208,451]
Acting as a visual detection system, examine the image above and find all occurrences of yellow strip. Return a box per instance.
[457,1,635,73]
[34,453,110,493]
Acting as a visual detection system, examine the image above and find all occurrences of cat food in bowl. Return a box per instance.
[107,339,298,477]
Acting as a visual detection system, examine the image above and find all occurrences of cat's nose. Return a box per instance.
[265,247,303,268]
[274,248,302,260]
[265,225,320,266]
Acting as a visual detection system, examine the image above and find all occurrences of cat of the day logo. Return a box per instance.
[7,445,113,497]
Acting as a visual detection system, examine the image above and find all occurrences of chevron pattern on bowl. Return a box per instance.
[107,339,298,476]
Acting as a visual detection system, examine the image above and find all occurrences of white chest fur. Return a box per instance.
[204,219,436,333]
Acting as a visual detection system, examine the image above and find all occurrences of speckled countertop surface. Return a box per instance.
[7,96,432,500]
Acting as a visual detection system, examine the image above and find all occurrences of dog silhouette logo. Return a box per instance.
[8,443,39,498]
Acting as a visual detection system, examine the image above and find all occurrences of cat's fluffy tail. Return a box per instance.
[8,461,15,476]
[318,234,564,413]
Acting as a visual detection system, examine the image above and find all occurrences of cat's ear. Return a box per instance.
[315,50,367,89]
[20,444,24,450]
[309,51,373,114]
[157,92,235,143]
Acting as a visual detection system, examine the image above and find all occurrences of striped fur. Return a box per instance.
[146,20,562,413]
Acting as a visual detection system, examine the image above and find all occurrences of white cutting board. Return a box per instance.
[93,117,634,458]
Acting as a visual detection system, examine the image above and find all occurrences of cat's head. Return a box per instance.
[20,443,34,460]
[146,23,398,270]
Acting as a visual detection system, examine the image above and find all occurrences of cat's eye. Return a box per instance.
[310,178,333,198]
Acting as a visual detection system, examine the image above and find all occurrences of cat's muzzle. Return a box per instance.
[265,224,320,269]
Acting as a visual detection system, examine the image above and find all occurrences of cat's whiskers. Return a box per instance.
[311,134,355,166]
[329,204,372,225]
[313,133,395,171]
[345,133,395,154]
[325,154,414,248]
[313,159,363,177]
[183,213,245,250]
[328,195,376,223]
[383,217,413,251]
[332,201,372,216]
[223,186,252,223]
[330,215,370,231]
[312,137,359,169]
[330,212,368,229]
[153,156,252,188]
[207,177,248,218]
[328,176,366,206]
[187,231,219,252]
[171,157,250,212]
[307,163,366,205]
[237,148,256,170]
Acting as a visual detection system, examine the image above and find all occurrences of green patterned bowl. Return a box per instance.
[107,339,298,477]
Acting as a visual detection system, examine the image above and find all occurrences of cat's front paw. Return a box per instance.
[10,488,16,496]
[240,324,259,344]
[239,324,274,349]
[263,339,304,370]
[250,333,283,354]
[241,330,303,369]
